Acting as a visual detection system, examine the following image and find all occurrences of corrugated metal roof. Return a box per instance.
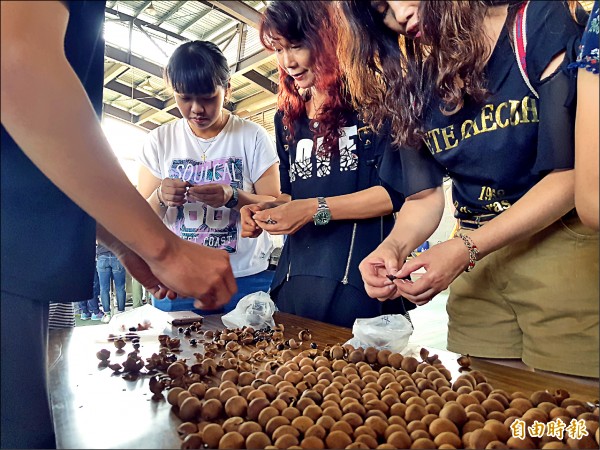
[103,1,277,135]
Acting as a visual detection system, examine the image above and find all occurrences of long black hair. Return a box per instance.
[164,40,230,95]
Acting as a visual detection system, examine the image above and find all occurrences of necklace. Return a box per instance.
[190,111,224,162]
[307,88,325,119]
[306,88,326,132]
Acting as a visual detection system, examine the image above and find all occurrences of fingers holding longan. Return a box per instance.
[240,205,264,238]
[161,179,190,205]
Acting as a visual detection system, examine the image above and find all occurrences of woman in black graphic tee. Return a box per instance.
[240,0,415,328]
[338,1,598,377]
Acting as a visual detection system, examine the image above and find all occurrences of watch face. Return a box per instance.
[313,209,331,226]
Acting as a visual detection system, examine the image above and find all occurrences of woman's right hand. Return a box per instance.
[159,178,190,207]
[359,238,408,301]
[241,204,264,238]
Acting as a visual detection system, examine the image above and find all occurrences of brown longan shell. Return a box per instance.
[325,430,352,449]
[385,430,411,449]
[201,423,224,449]
[300,436,324,449]
[410,437,436,449]
[238,421,262,438]
[434,431,462,448]
[246,431,271,449]
[218,431,244,450]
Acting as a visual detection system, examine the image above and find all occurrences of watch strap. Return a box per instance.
[317,196,328,210]
[224,186,239,208]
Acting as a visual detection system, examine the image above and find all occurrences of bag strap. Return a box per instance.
[513,1,540,99]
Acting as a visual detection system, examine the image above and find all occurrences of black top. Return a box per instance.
[1,1,105,301]
[388,1,583,220]
[271,110,407,295]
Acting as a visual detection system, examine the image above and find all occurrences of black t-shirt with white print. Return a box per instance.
[271,110,406,296]
[389,1,584,220]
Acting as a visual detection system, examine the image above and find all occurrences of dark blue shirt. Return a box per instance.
[392,1,583,221]
[1,1,105,302]
[271,110,405,295]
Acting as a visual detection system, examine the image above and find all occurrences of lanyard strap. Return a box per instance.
[513,1,540,99]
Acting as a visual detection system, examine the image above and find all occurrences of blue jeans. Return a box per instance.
[78,268,100,315]
[97,255,126,313]
[152,269,275,314]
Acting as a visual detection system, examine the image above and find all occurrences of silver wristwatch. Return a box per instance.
[312,197,331,226]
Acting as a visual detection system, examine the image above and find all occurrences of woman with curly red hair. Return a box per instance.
[241,0,414,328]
[338,1,598,377]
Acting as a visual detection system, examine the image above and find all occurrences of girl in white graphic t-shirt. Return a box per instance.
[137,40,280,314]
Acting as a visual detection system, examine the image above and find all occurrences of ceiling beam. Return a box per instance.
[210,23,238,45]
[103,103,137,123]
[204,20,238,43]
[231,48,275,75]
[107,42,274,81]
[233,91,276,115]
[105,44,164,78]
[179,8,212,34]
[135,22,169,59]
[137,97,177,124]
[103,63,129,84]
[105,7,188,43]
[105,80,166,111]
[202,1,263,29]
[156,2,186,26]
[134,1,152,18]
[242,69,278,94]
[140,122,161,131]
[237,102,278,119]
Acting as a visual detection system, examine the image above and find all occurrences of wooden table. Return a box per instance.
[48,312,599,449]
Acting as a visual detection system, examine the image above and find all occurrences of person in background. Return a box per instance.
[49,302,75,329]
[338,0,598,377]
[131,277,146,308]
[78,268,103,321]
[573,0,599,229]
[96,243,127,323]
[137,40,280,315]
[240,0,414,328]
[1,2,236,448]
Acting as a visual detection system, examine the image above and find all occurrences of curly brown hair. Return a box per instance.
[338,1,508,148]
[338,0,582,148]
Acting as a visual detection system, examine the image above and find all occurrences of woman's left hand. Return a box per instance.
[252,199,315,235]
[186,183,233,208]
[392,238,470,305]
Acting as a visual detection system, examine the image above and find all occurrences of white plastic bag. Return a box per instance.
[221,291,277,329]
[106,304,171,338]
[345,314,413,353]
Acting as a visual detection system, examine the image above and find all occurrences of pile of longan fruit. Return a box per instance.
[149,327,599,449]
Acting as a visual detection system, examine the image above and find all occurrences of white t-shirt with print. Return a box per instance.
[138,114,278,277]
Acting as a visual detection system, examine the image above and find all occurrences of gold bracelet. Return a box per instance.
[155,186,167,208]
[456,233,479,272]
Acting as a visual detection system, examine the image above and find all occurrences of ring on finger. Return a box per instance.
[266,215,277,225]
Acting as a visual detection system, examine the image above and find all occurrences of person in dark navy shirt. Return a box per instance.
[240,0,414,328]
[338,1,598,377]
[1,2,236,447]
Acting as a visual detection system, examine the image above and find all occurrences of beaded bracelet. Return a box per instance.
[155,186,167,208]
[456,233,479,272]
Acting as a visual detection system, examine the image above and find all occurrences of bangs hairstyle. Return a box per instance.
[339,0,582,148]
[164,40,230,96]
[259,0,352,156]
